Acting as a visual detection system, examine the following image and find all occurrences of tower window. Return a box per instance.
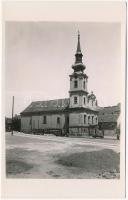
[92,116,94,124]
[57,117,60,124]
[43,116,47,124]
[84,97,86,104]
[84,115,86,124]
[83,81,85,89]
[88,116,90,124]
[95,117,98,124]
[74,80,78,88]
[74,96,78,104]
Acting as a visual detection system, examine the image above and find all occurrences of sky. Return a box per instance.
[5,22,121,117]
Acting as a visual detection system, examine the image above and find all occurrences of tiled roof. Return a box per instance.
[21,98,70,114]
[98,104,120,123]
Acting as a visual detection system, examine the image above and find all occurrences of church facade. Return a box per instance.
[20,32,99,136]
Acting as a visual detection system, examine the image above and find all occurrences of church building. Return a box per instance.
[20,32,99,136]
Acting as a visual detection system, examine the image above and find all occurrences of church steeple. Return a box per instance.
[69,32,88,109]
[75,31,83,64]
[72,31,86,72]
[76,31,82,53]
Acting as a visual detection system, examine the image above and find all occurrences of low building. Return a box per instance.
[5,117,12,132]
[98,103,120,136]
[13,115,21,132]
[20,32,99,136]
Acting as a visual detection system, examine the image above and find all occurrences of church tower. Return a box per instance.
[69,31,88,108]
[68,32,98,136]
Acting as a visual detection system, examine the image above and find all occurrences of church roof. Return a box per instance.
[21,97,99,115]
[21,98,70,115]
[98,104,120,123]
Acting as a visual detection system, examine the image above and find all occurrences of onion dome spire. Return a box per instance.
[72,31,86,72]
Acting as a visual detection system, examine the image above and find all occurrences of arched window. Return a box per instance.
[74,96,78,104]
[57,117,60,124]
[88,116,90,124]
[84,97,86,104]
[95,117,97,124]
[84,115,86,124]
[92,116,94,124]
[43,116,47,124]
[83,81,85,89]
[74,80,78,88]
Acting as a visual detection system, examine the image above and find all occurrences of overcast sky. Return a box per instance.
[5,22,121,117]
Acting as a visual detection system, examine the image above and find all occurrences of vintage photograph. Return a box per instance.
[5,21,121,179]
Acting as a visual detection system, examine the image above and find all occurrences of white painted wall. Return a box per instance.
[70,77,88,92]
[69,113,82,126]
[69,113,98,127]
[70,95,80,107]
[21,112,98,132]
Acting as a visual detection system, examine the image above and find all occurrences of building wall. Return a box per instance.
[70,77,87,92]
[98,122,117,130]
[21,111,98,135]
[103,130,116,136]
[70,95,90,108]
[70,95,80,107]
[69,112,98,127]
[21,113,66,132]
[70,93,97,109]
[69,112,98,136]
[21,116,32,132]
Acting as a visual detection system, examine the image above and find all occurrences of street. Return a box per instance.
[6,132,120,179]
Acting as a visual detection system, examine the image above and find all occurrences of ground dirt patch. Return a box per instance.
[56,149,120,174]
[6,148,38,176]
[6,160,33,175]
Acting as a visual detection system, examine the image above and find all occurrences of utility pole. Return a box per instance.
[11,96,14,136]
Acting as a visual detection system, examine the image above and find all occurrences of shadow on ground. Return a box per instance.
[6,160,33,175]
[56,149,120,179]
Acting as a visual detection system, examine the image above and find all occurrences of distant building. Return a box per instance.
[98,103,120,136]
[13,115,21,132]
[5,115,21,132]
[5,117,12,131]
[20,32,99,136]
